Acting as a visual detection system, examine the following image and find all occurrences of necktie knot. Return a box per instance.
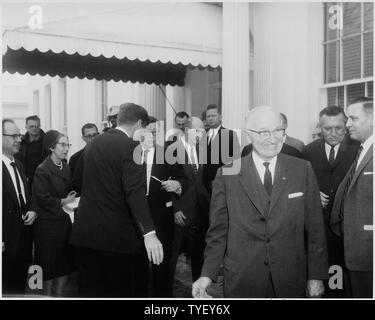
[263,162,270,169]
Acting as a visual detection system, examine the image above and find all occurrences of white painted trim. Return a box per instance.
[321,76,374,88]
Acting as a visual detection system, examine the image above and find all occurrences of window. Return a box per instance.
[323,2,373,108]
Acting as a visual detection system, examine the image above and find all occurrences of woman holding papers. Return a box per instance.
[32,130,76,297]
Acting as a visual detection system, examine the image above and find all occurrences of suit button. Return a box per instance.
[266,237,270,243]
[264,261,269,266]
[260,217,266,222]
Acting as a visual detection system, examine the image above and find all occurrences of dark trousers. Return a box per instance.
[348,270,373,298]
[2,254,29,296]
[75,246,148,298]
[170,209,208,288]
[150,221,173,297]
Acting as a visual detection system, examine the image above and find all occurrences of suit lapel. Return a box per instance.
[348,145,373,194]
[239,155,268,216]
[2,161,21,209]
[269,155,288,214]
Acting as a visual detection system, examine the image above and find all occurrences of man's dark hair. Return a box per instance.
[280,113,288,126]
[206,104,221,114]
[2,118,16,132]
[319,106,346,118]
[81,123,99,136]
[25,115,40,124]
[148,116,158,124]
[175,111,189,120]
[117,103,149,126]
[201,110,207,121]
[349,96,373,113]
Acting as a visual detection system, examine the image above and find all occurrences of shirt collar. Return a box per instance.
[2,154,14,165]
[252,150,277,168]
[361,134,373,150]
[115,126,130,137]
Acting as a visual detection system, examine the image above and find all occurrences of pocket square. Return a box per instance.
[363,172,373,175]
[364,225,373,231]
[166,201,173,208]
[288,192,304,199]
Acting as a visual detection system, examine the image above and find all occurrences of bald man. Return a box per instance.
[192,106,328,298]
[169,117,211,289]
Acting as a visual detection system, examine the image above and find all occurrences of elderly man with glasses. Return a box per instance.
[193,106,328,298]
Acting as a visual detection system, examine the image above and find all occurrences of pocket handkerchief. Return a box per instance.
[288,192,304,199]
[363,172,373,175]
[166,201,173,208]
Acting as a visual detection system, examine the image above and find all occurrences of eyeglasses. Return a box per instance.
[83,133,99,139]
[56,143,72,148]
[3,134,23,140]
[246,128,285,140]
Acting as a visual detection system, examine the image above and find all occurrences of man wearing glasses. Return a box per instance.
[2,119,38,295]
[69,123,99,195]
[15,115,46,193]
[193,106,328,298]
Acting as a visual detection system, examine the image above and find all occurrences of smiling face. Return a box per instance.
[346,102,373,143]
[51,136,70,161]
[246,107,285,161]
[319,113,346,146]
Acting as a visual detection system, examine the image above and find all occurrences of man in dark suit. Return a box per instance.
[169,117,211,288]
[304,106,360,297]
[70,103,163,298]
[138,117,187,297]
[203,104,241,194]
[69,123,99,177]
[70,123,99,196]
[330,97,373,298]
[193,106,328,298]
[280,113,305,153]
[2,118,38,295]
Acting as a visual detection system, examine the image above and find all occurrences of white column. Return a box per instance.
[221,2,250,131]
[165,85,185,134]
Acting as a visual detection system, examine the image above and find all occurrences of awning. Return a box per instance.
[2,3,222,86]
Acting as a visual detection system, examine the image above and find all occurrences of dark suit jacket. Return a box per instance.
[303,137,360,212]
[69,148,84,177]
[203,126,240,193]
[242,143,304,159]
[330,145,373,272]
[171,139,210,227]
[32,156,73,221]
[146,144,187,243]
[70,129,155,255]
[201,153,328,298]
[2,160,33,262]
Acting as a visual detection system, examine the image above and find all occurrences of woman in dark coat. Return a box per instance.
[32,130,76,296]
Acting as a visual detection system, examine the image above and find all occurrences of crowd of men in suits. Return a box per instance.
[2,97,373,298]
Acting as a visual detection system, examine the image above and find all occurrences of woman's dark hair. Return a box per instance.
[43,130,64,156]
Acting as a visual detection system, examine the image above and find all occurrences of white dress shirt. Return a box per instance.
[324,143,340,161]
[142,147,155,195]
[181,136,199,170]
[357,135,373,169]
[2,154,26,207]
[208,125,221,144]
[252,151,277,184]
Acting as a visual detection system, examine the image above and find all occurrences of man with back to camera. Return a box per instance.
[193,106,328,298]
[70,103,163,298]
[330,97,373,298]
